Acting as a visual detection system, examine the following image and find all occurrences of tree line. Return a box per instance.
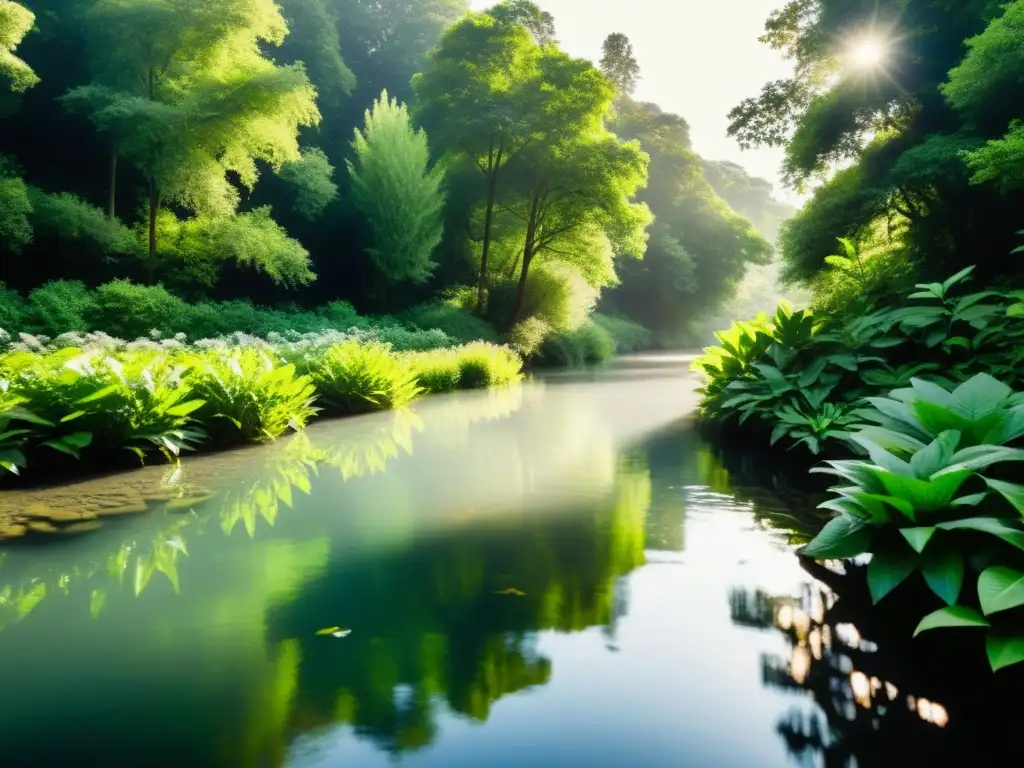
[0,0,792,345]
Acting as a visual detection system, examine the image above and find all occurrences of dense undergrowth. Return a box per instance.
[0,279,654,366]
[0,332,522,480]
[694,259,1024,671]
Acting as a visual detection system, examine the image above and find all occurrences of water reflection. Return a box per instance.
[2,359,1017,767]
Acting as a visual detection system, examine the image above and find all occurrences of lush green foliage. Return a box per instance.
[799,373,1024,672]
[0,335,523,477]
[697,255,1024,671]
[347,91,446,297]
[538,322,616,367]
[732,0,1024,285]
[696,263,1024,455]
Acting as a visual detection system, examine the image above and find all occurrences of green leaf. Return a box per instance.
[901,526,937,553]
[876,467,972,512]
[949,445,1024,472]
[867,543,918,604]
[986,632,1024,672]
[942,265,975,291]
[913,605,989,637]
[938,517,1024,551]
[950,373,1012,420]
[4,406,53,426]
[166,399,206,417]
[909,430,960,479]
[61,431,93,449]
[769,423,790,447]
[952,492,989,507]
[920,539,964,605]
[799,515,874,559]
[984,477,1024,513]
[60,410,86,422]
[76,384,119,404]
[977,566,1024,615]
[41,440,81,459]
[848,435,913,475]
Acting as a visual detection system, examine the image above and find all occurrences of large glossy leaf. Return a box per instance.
[986,633,1024,672]
[867,543,918,604]
[799,515,874,559]
[949,445,1024,471]
[978,566,1024,616]
[848,435,913,475]
[951,374,1013,420]
[937,517,1024,551]
[913,605,989,637]
[920,540,964,605]
[984,477,1024,514]
[901,526,937,554]
[909,430,960,478]
[876,467,972,512]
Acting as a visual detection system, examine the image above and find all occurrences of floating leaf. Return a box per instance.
[90,589,106,619]
[913,605,989,637]
[495,588,526,597]
[316,626,341,636]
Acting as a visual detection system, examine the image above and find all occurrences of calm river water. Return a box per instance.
[0,355,1016,766]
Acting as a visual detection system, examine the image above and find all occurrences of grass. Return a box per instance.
[0,336,523,479]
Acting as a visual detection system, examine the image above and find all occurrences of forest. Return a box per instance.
[696,0,1024,672]
[0,0,790,361]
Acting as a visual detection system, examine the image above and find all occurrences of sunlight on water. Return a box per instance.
[0,356,999,767]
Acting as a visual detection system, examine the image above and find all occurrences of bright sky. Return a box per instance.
[469,0,799,203]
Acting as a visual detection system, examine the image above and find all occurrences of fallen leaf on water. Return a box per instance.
[495,588,526,597]
[316,626,352,638]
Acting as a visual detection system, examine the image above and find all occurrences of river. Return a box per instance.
[0,355,1016,766]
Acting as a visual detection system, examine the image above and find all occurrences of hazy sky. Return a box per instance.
[469,0,797,201]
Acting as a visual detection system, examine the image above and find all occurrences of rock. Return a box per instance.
[94,502,148,517]
[166,494,216,512]
[26,521,59,534]
[56,521,104,535]
[0,523,27,540]
[21,505,98,523]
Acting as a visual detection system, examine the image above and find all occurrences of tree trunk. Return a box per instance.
[147,177,158,284]
[107,147,118,219]
[475,142,503,315]
[506,194,540,330]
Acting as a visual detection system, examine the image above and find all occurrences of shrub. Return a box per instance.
[505,316,551,359]
[308,341,421,413]
[456,342,523,388]
[87,280,191,339]
[592,313,652,354]
[0,283,24,332]
[400,301,499,343]
[539,322,615,366]
[371,321,451,351]
[14,348,205,460]
[190,348,318,442]
[317,300,362,330]
[25,280,95,336]
[404,349,462,394]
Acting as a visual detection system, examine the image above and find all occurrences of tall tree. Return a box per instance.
[347,90,446,301]
[0,0,37,93]
[600,33,640,97]
[488,0,557,46]
[503,134,651,328]
[413,11,541,313]
[729,0,1018,284]
[62,0,320,281]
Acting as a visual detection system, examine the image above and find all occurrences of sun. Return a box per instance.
[849,37,887,69]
